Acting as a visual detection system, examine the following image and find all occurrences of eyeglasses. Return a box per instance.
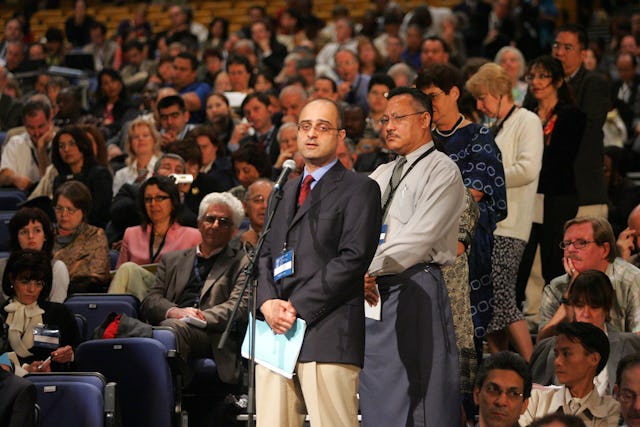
[297,122,339,134]
[202,215,234,228]
[378,111,427,127]
[54,205,79,215]
[15,279,45,288]
[552,42,578,52]
[424,91,445,101]
[144,195,171,204]
[483,383,524,401]
[559,239,596,250]
[617,389,639,404]
[525,73,553,82]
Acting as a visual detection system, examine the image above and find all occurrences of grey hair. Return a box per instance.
[245,178,274,201]
[494,46,526,79]
[277,122,298,142]
[279,84,308,102]
[198,192,245,228]
[387,63,416,86]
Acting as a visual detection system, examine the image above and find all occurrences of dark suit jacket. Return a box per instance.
[530,329,640,392]
[257,161,382,367]
[141,246,249,383]
[611,74,640,138]
[239,125,280,166]
[0,370,36,427]
[568,66,610,205]
[0,95,22,132]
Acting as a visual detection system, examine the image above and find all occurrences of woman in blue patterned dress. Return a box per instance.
[416,64,507,361]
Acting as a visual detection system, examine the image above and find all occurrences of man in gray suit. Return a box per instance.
[141,192,249,384]
[531,270,640,395]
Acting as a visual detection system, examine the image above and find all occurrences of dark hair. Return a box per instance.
[123,39,144,53]
[186,125,227,156]
[386,86,433,116]
[526,55,574,105]
[556,322,609,375]
[241,92,270,114]
[2,249,53,304]
[208,17,229,41]
[475,351,532,398]
[296,57,315,71]
[526,413,587,427]
[251,67,275,90]
[202,47,223,61]
[22,97,52,120]
[423,35,450,54]
[8,207,55,254]
[165,138,203,168]
[615,352,640,386]
[78,124,109,167]
[226,54,252,74]
[97,68,126,102]
[231,143,272,181]
[51,126,97,174]
[45,27,64,43]
[556,24,589,50]
[138,176,181,225]
[53,180,92,221]
[368,73,396,93]
[604,145,630,180]
[415,63,463,94]
[175,51,198,70]
[316,75,338,92]
[89,21,107,35]
[568,270,614,315]
[616,51,638,68]
[157,95,186,112]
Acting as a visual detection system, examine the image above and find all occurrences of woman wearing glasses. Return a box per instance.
[1,249,80,372]
[109,177,201,300]
[520,56,586,287]
[415,64,507,420]
[52,181,110,294]
[466,63,543,362]
[51,126,113,229]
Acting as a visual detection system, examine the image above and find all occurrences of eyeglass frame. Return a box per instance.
[524,73,553,82]
[378,111,427,127]
[54,205,80,215]
[482,383,525,401]
[297,121,341,134]
[201,215,234,228]
[558,239,596,250]
[143,195,171,204]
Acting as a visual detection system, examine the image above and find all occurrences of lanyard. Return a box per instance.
[148,229,167,263]
[491,105,517,137]
[381,146,436,218]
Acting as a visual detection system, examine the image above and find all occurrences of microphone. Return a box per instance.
[169,173,194,184]
[273,159,297,191]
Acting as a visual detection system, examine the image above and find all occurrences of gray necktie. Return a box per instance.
[382,155,406,211]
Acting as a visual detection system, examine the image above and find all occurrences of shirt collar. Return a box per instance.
[302,158,338,184]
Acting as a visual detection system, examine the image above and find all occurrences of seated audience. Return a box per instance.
[614,353,640,427]
[109,176,201,300]
[617,204,640,269]
[525,414,587,427]
[233,179,274,253]
[230,92,280,165]
[112,118,161,194]
[141,193,249,384]
[520,322,619,427]
[473,351,531,427]
[604,146,640,237]
[157,95,196,148]
[273,122,298,173]
[0,208,69,303]
[94,68,137,142]
[189,125,235,191]
[531,270,640,395]
[1,250,80,372]
[205,93,237,148]
[538,216,640,339]
[0,352,36,427]
[51,126,112,228]
[52,181,110,293]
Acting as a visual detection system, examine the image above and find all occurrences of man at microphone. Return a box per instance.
[256,98,382,426]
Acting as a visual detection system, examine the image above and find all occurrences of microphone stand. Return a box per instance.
[219,186,285,427]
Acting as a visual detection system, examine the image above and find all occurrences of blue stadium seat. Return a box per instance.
[75,337,180,427]
[25,372,116,427]
[0,188,26,210]
[64,294,140,340]
[0,211,14,252]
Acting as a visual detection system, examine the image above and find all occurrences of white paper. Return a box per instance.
[365,284,381,321]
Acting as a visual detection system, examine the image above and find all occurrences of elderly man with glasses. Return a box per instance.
[537,216,640,341]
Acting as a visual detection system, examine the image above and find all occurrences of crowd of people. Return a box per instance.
[2,0,640,426]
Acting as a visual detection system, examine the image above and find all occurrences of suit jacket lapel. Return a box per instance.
[289,162,344,229]
[200,245,235,298]
[174,248,196,299]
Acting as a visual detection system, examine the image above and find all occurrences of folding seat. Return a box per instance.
[64,293,139,340]
[0,210,14,252]
[75,337,181,427]
[25,372,116,427]
[0,189,26,210]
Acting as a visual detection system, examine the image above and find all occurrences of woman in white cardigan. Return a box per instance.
[112,117,161,194]
[467,63,543,361]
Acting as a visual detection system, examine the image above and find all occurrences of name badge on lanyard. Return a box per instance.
[33,324,61,349]
[379,224,388,245]
[274,250,295,281]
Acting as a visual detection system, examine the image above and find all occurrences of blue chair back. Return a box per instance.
[0,211,13,252]
[75,338,175,427]
[64,294,140,340]
[0,189,26,210]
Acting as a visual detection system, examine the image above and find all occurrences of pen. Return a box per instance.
[38,356,51,370]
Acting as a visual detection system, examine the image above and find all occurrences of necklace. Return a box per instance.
[434,114,464,137]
